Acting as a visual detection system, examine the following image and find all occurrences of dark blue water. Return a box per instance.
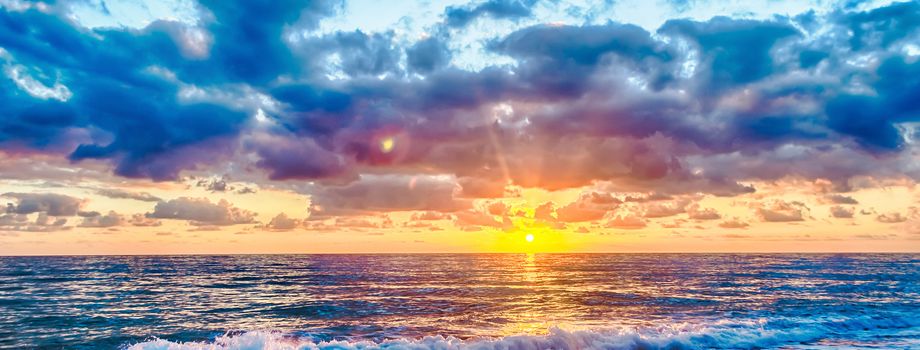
[0,254,918,349]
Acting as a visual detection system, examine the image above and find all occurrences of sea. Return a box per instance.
[0,254,917,349]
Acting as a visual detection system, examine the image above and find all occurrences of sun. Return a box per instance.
[525,233,534,243]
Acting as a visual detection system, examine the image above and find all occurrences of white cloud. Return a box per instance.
[66,0,200,29]
[4,64,72,101]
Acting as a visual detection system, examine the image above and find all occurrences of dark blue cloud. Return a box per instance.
[826,56,920,150]
[491,22,676,92]
[798,49,828,68]
[0,2,334,180]
[271,84,353,134]
[841,1,919,50]
[493,22,671,66]
[659,17,800,88]
[193,0,341,84]
[293,29,402,78]
[406,37,451,73]
[0,0,918,196]
[0,89,77,151]
[444,0,536,28]
[0,7,250,179]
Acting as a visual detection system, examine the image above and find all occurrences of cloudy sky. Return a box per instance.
[0,0,918,254]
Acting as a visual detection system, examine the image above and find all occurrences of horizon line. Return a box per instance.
[2,251,919,257]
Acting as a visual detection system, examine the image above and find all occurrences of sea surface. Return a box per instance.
[0,254,918,349]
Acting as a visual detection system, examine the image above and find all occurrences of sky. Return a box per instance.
[0,0,918,254]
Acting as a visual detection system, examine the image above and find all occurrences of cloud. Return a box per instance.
[403,221,437,229]
[686,204,721,220]
[96,189,161,202]
[493,21,673,70]
[0,1,323,180]
[128,214,162,227]
[444,0,535,28]
[146,197,256,225]
[330,215,394,230]
[824,194,859,205]
[830,206,855,219]
[0,212,69,232]
[877,212,908,223]
[193,0,343,84]
[658,17,799,88]
[246,133,350,181]
[457,177,511,198]
[556,201,608,222]
[188,225,222,232]
[583,192,621,205]
[755,200,810,222]
[236,186,257,194]
[196,176,229,192]
[410,211,452,221]
[660,218,685,228]
[262,213,302,231]
[546,191,619,223]
[76,210,162,230]
[486,201,508,216]
[605,214,647,229]
[406,37,451,73]
[643,199,689,218]
[2,192,83,216]
[327,217,377,229]
[0,213,30,227]
[308,175,469,217]
[533,201,555,221]
[718,218,750,229]
[79,211,123,228]
[192,176,257,194]
[453,209,512,230]
[293,30,402,78]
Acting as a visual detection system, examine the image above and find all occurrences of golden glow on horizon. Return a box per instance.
[0,176,918,255]
[483,217,577,253]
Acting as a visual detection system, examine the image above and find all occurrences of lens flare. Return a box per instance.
[380,137,395,153]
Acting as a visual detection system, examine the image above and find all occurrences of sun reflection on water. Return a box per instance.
[3,254,914,348]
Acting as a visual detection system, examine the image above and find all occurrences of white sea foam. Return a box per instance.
[126,328,724,350]
[125,315,920,350]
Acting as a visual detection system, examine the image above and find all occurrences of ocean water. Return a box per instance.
[0,254,918,350]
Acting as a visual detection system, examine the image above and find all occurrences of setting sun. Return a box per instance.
[525,234,535,242]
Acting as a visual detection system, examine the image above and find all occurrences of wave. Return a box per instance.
[125,315,920,350]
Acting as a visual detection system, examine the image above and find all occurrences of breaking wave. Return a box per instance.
[126,314,920,350]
